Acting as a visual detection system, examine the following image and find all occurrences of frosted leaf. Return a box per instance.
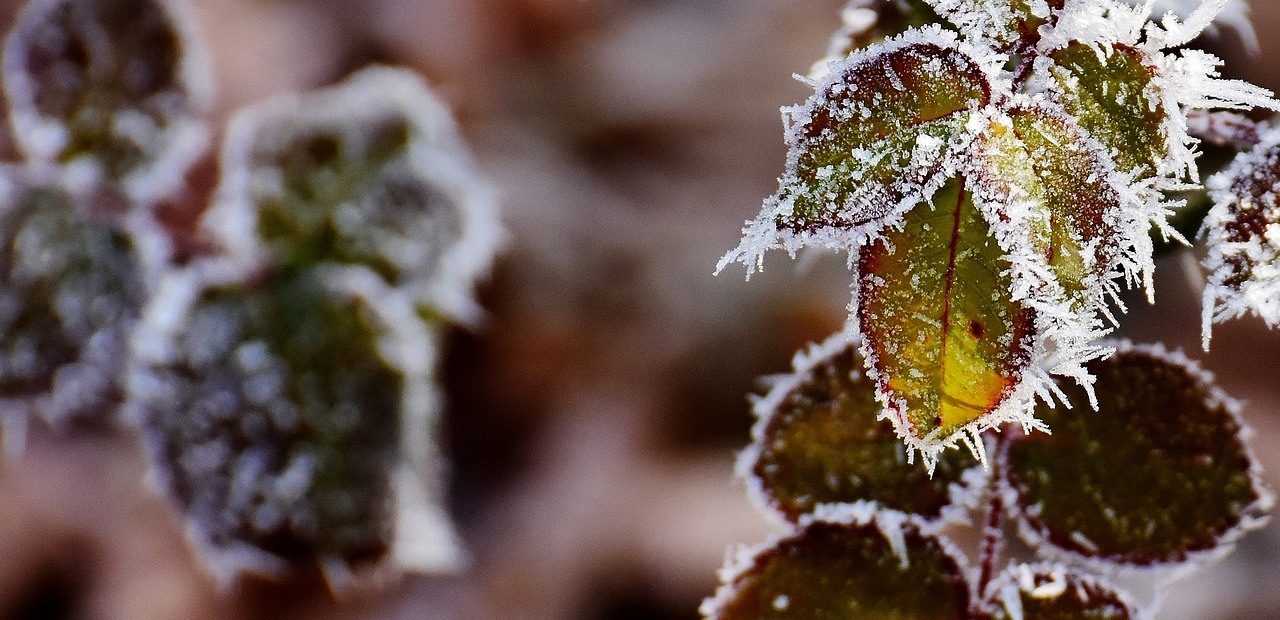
[0,172,145,432]
[984,563,1138,620]
[2,0,211,203]
[721,28,990,273]
[972,105,1130,309]
[204,67,501,324]
[1201,126,1280,346]
[741,333,981,522]
[701,521,970,619]
[1047,43,1164,182]
[857,177,1039,469]
[1038,1,1279,188]
[810,0,945,80]
[927,0,1056,50]
[129,262,460,584]
[1002,342,1272,568]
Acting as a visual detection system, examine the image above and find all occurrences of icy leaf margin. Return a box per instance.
[201,66,502,325]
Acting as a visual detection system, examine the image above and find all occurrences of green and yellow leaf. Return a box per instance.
[857,177,1037,465]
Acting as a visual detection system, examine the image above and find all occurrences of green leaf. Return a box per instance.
[984,565,1137,620]
[857,177,1036,459]
[3,0,208,197]
[745,334,980,522]
[972,105,1124,306]
[703,522,970,620]
[1201,131,1280,343]
[205,67,501,322]
[1003,343,1271,566]
[773,31,989,239]
[0,177,144,429]
[1049,42,1164,180]
[132,265,457,581]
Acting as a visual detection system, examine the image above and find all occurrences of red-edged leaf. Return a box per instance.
[858,177,1037,464]
[1003,342,1271,566]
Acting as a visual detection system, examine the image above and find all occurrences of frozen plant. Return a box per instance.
[704,335,1270,619]
[0,0,502,591]
[0,0,207,446]
[129,67,501,586]
[720,0,1279,467]
[711,0,1280,618]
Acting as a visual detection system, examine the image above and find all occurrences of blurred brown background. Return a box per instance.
[0,0,1277,618]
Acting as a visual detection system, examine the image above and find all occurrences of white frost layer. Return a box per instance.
[1201,124,1280,348]
[127,260,462,586]
[718,25,997,278]
[1002,341,1274,582]
[1,0,213,205]
[205,66,503,325]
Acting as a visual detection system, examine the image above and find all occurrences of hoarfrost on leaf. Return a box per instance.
[719,28,991,274]
[1201,125,1280,346]
[1002,342,1272,568]
[0,170,146,437]
[204,66,501,324]
[2,0,212,203]
[741,332,981,522]
[701,521,970,620]
[857,177,1039,470]
[128,261,461,584]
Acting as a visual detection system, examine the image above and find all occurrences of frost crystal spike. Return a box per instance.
[720,0,1279,460]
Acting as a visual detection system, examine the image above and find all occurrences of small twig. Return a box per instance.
[976,433,1006,600]
[1186,110,1266,150]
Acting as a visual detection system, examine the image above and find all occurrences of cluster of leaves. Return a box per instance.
[719,0,1280,467]
[703,335,1270,619]
[712,0,1280,617]
[0,0,501,587]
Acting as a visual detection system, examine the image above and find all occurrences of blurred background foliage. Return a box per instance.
[0,0,1276,618]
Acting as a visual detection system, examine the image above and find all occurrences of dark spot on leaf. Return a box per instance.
[968,320,984,339]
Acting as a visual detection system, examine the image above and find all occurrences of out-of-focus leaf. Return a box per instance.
[857,177,1036,459]
[746,334,980,522]
[1003,343,1270,566]
[984,564,1137,620]
[703,522,970,620]
[1049,42,1163,180]
[0,177,144,430]
[972,106,1123,306]
[205,67,501,323]
[130,264,458,583]
[1201,128,1280,344]
[816,0,944,71]
[2,0,209,199]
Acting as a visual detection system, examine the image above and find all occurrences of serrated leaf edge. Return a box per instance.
[202,66,503,325]
[1201,123,1280,348]
[1,0,214,204]
[998,340,1274,581]
[737,330,990,528]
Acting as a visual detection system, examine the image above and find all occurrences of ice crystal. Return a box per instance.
[1201,124,1280,346]
[720,0,1279,458]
